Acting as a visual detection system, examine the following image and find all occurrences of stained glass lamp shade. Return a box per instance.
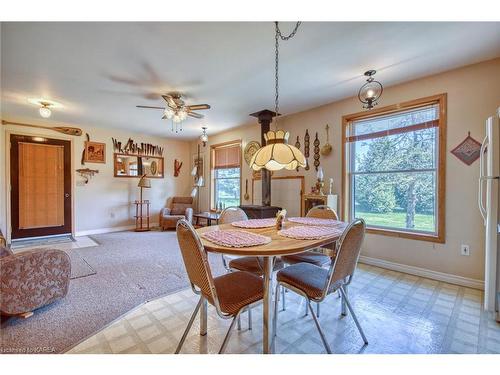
[249,130,306,171]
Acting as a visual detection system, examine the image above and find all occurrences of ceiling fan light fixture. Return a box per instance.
[164,108,174,119]
[179,108,188,121]
[136,93,210,132]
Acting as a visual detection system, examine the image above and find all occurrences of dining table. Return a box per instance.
[196,219,347,354]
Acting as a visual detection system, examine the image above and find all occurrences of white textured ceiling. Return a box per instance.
[1,22,500,139]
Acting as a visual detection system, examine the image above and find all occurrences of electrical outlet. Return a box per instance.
[461,244,470,256]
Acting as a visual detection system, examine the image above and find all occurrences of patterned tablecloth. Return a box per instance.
[202,230,271,247]
[231,218,276,229]
[278,225,344,240]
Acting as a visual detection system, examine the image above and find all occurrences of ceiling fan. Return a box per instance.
[136,92,210,123]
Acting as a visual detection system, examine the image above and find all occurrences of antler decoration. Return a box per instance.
[111,137,164,156]
[174,159,183,177]
[76,168,99,184]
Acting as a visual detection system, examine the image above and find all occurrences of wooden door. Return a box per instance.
[10,135,72,239]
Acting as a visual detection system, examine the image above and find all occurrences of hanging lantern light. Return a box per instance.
[249,21,306,172]
[358,70,383,110]
[200,127,208,147]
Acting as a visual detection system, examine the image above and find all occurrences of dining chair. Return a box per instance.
[273,219,368,354]
[218,207,250,272]
[281,205,339,316]
[175,219,264,354]
[282,205,338,267]
[218,206,285,328]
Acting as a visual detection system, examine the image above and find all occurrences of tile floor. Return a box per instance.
[68,264,500,354]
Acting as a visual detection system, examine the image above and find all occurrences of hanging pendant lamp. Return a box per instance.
[358,70,383,110]
[249,22,306,172]
[250,130,305,171]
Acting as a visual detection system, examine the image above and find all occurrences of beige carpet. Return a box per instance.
[64,248,97,279]
[0,230,225,354]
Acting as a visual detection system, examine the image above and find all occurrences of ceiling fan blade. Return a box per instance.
[136,105,165,110]
[187,104,211,110]
[188,112,204,119]
[161,95,176,108]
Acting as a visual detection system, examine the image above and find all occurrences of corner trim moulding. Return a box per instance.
[359,255,484,290]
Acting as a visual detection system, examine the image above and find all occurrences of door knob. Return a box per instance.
[65,193,70,198]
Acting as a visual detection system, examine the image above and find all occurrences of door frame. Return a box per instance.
[5,131,75,243]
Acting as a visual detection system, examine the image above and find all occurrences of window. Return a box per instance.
[342,94,446,242]
[211,141,241,209]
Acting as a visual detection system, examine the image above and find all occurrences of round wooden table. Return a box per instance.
[196,221,346,353]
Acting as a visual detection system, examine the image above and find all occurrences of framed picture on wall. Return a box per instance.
[84,141,106,163]
[192,152,205,186]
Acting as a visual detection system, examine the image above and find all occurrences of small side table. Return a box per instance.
[193,212,220,227]
[134,200,151,232]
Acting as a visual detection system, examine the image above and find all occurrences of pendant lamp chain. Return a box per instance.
[274,21,301,129]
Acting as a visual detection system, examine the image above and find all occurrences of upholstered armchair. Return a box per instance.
[159,196,194,230]
[0,246,71,318]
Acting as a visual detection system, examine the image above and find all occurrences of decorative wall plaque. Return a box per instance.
[304,129,310,171]
[451,132,481,166]
[84,141,106,163]
[244,141,261,166]
[313,132,320,171]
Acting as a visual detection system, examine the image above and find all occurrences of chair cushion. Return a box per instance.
[277,262,336,300]
[163,215,186,221]
[282,251,332,267]
[172,202,192,214]
[210,271,264,315]
[229,257,284,275]
[172,197,193,205]
[171,206,189,215]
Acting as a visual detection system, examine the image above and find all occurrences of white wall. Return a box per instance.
[2,123,192,238]
[192,58,500,282]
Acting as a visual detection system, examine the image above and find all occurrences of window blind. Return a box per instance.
[346,104,439,143]
[214,144,241,169]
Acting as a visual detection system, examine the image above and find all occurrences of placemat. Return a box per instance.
[278,225,343,240]
[231,218,276,228]
[287,217,345,228]
[202,230,271,247]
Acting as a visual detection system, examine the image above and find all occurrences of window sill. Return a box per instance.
[366,227,445,244]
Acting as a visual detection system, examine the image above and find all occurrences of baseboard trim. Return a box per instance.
[75,223,159,237]
[359,255,484,290]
